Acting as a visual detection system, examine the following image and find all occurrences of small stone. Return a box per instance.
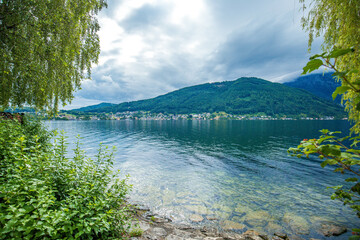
[165,234,183,240]
[244,230,268,240]
[271,237,284,240]
[207,216,218,221]
[177,224,193,230]
[173,228,193,238]
[319,223,347,237]
[289,236,305,240]
[190,214,204,222]
[273,232,289,240]
[221,220,246,230]
[146,214,172,223]
[220,231,244,239]
[246,230,269,239]
[152,227,167,237]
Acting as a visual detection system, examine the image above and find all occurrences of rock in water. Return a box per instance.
[273,232,289,240]
[189,214,204,222]
[319,223,347,236]
[221,220,246,230]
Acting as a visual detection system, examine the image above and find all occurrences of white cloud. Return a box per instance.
[64,0,317,109]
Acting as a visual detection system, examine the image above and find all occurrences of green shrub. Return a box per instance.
[0,118,133,239]
[129,228,143,237]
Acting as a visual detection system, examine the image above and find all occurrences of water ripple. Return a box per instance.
[45,120,358,239]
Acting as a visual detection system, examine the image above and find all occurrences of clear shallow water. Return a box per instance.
[46,120,359,239]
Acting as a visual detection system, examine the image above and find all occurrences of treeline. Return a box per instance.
[75,77,345,118]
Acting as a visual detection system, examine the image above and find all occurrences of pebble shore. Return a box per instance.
[128,205,347,240]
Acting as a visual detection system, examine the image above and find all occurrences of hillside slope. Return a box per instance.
[72,102,116,112]
[73,77,345,118]
[283,72,341,104]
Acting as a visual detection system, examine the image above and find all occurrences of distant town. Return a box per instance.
[50,111,342,121]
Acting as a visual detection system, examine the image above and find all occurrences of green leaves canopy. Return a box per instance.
[0,0,107,113]
[300,0,360,132]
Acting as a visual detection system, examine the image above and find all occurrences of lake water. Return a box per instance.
[46,120,359,239]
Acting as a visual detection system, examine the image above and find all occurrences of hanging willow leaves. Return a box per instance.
[0,0,107,113]
[300,0,360,132]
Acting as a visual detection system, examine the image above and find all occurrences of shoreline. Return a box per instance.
[129,204,275,240]
[128,204,348,240]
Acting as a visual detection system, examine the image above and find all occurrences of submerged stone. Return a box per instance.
[266,222,283,233]
[206,216,218,221]
[213,203,233,213]
[274,232,289,239]
[244,210,271,227]
[214,210,231,219]
[244,230,268,240]
[221,220,246,230]
[282,213,310,235]
[184,205,213,215]
[190,214,204,222]
[235,204,253,214]
[318,223,347,236]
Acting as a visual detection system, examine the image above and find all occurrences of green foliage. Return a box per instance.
[301,48,360,132]
[292,47,360,237]
[0,118,133,239]
[0,0,107,113]
[73,77,345,118]
[300,0,360,132]
[129,228,143,237]
[288,130,360,218]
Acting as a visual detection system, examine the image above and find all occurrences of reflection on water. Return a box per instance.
[46,120,359,239]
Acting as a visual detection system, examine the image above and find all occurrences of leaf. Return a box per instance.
[332,86,352,100]
[321,159,338,167]
[309,53,325,60]
[332,71,347,79]
[347,149,360,154]
[320,129,329,134]
[351,183,360,193]
[302,59,323,74]
[346,178,358,182]
[334,168,344,173]
[319,145,341,156]
[318,135,335,144]
[328,48,355,58]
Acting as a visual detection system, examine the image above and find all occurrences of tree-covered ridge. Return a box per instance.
[73,102,116,112]
[283,73,341,104]
[74,77,346,118]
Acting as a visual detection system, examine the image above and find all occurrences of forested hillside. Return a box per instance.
[72,77,345,118]
[283,73,341,104]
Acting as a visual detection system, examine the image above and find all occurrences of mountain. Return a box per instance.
[283,72,341,104]
[72,77,345,118]
[71,102,116,112]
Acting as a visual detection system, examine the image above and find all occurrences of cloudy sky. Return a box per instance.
[66,0,322,109]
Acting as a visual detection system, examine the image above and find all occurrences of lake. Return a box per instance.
[46,120,359,239]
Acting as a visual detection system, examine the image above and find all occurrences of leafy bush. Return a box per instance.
[0,117,133,239]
